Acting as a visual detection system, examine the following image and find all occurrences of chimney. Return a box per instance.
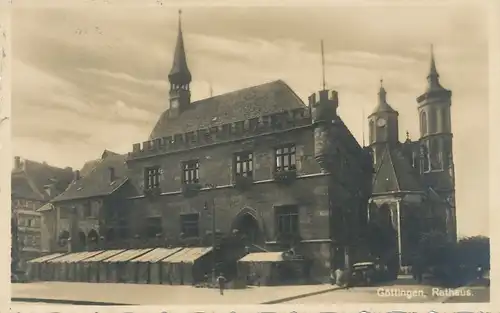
[14,156,21,170]
[109,167,115,182]
[74,170,81,181]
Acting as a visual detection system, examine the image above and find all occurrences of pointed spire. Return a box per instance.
[427,44,442,90]
[371,78,397,115]
[168,9,192,87]
[378,78,387,104]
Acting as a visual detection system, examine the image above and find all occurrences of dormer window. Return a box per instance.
[109,167,116,182]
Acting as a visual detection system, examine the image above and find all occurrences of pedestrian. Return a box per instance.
[217,272,226,295]
[476,265,483,279]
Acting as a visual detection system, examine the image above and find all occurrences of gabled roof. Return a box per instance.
[52,151,128,202]
[11,159,74,201]
[372,144,423,194]
[149,80,306,139]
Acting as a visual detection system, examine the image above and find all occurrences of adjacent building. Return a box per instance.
[367,46,456,269]
[11,156,73,270]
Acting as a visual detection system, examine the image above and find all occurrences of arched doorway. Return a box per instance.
[232,211,261,245]
[58,230,70,247]
[78,230,87,250]
[88,229,99,245]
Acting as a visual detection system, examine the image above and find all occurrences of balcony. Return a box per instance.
[144,186,162,199]
[181,182,202,198]
[234,175,253,190]
[273,169,297,184]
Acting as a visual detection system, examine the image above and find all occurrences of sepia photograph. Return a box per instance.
[9,2,490,307]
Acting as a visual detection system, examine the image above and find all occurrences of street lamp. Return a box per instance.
[204,183,217,283]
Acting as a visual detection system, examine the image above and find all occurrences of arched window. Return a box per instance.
[428,108,437,134]
[440,109,448,133]
[420,111,427,136]
[369,120,375,143]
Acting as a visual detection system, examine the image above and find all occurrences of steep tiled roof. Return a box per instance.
[11,159,73,201]
[149,80,306,139]
[372,145,423,194]
[52,151,128,202]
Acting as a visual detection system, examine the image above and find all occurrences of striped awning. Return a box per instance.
[27,253,66,263]
[162,247,212,264]
[47,252,88,263]
[81,249,126,262]
[238,252,285,262]
[103,249,153,263]
[130,247,182,263]
[66,251,104,263]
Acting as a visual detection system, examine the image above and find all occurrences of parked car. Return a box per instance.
[350,261,393,286]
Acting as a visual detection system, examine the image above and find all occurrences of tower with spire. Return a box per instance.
[167,9,192,118]
[367,79,399,165]
[416,45,456,240]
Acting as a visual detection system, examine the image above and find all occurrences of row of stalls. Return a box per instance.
[26,247,213,285]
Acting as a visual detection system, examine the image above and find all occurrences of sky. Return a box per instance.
[11,3,489,237]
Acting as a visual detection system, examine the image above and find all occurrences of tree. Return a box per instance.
[456,236,490,270]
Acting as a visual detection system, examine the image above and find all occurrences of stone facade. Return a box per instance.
[38,13,373,283]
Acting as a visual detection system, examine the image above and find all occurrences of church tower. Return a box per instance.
[368,80,399,166]
[416,45,456,239]
[168,10,192,118]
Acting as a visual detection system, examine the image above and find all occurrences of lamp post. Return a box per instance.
[204,183,217,283]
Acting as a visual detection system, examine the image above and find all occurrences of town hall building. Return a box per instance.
[26,12,455,284]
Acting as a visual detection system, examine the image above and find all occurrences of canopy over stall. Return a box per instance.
[26,253,66,281]
[130,247,183,284]
[239,252,285,263]
[102,249,153,283]
[161,247,213,285]
[81,249,126,283]
[237,251,293,286]
[66,251,104,282]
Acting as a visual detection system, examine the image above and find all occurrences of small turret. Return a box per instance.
[309,89,339,171]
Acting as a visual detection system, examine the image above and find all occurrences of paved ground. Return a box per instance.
[283,276,490,304]
[11,282,337,305]
[11,276,489,305]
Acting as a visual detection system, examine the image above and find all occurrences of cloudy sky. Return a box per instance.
[11,3,489,237]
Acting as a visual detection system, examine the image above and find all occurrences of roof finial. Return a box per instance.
[321,40,326,90]
[406,130,410,140]
[209,81,213,97]
[168,8,192,86]
[427,43,442,90]
[362,107,366,146]
[380,78,383,88]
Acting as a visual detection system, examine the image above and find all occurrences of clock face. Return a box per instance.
[377,118,387,127]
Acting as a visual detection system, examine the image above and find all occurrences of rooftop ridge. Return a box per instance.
[189,79,297,106]
[130,106,312,160]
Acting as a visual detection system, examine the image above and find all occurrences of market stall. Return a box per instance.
[129,247,182,284]
[237,251,307,286]
[66,251,104,282]
[102,248,153,283]
[161,247,212,285]
[26,253,66,281]
[47,252,86,281]
[81,249,126,283]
